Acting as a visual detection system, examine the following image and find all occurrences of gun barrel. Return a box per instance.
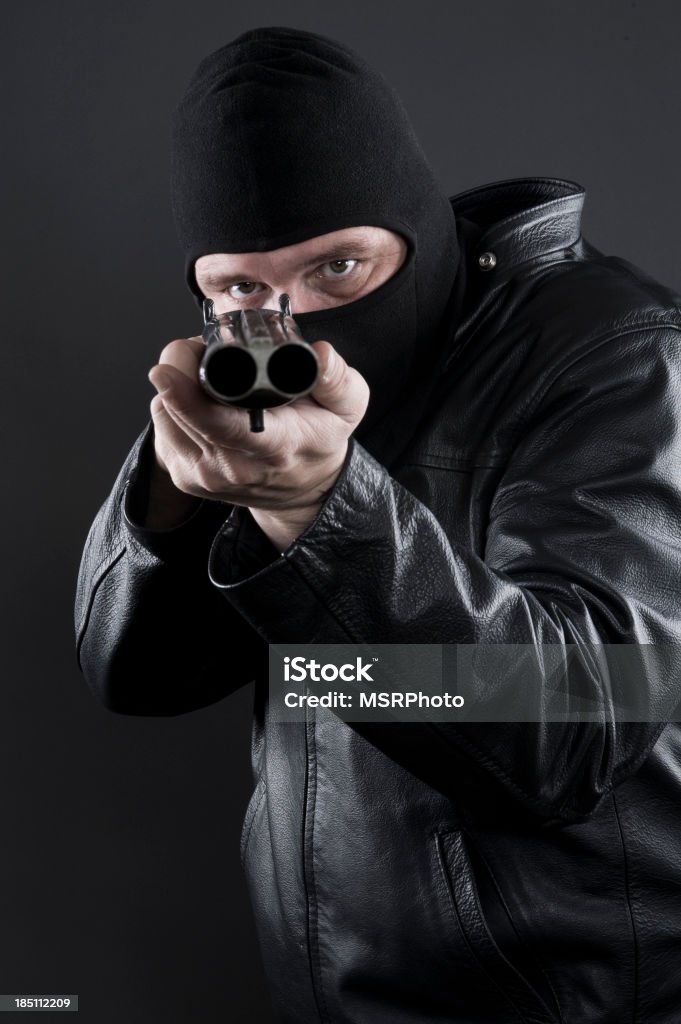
[199,301,319,430]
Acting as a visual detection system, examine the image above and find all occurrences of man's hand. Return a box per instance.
[147,336,369,550]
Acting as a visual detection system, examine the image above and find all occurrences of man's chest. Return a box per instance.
[393,315,542,556]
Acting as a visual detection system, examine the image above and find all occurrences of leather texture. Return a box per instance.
[75,177,681,1023]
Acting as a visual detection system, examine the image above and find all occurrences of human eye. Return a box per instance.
[317,258,359,280]
[228,281,263,299]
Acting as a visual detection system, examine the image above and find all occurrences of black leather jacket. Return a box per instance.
[75,178,681,1024]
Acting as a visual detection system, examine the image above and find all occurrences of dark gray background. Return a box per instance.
[2,1,679,1021]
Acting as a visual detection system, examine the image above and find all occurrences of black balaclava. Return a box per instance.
[171,26,461,468]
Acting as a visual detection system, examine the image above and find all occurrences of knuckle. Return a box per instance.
[193,462,215,491]
[163,457,182,489]
[168,461,196,494]
[194,454,229,493]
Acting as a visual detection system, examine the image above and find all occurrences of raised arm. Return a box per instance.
[75,421,267,716]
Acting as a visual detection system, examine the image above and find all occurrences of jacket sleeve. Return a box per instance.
[74,420,268,716]
[207,325,681,820]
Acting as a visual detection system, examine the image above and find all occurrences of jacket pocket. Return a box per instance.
[240,777,267,869]
[433,826,562,1024]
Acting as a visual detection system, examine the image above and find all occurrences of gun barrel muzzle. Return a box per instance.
[199,303,319,430]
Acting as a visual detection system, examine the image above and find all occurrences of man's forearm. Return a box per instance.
[75,423,259,716]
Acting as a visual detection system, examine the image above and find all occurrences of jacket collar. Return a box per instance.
[451,177,585,275]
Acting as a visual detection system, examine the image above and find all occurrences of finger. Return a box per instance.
[148,396,170,473]
[149,394,203,485]
[157,336,205,379]
[148,368,209,448]
[148,362,256,451]
[160,392,213,450]
[309,341,370,424]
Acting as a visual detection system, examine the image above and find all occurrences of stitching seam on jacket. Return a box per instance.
[302,709,329,1023]
[434,830,529,1022]
[460,825,564,1023]
[75,543,126,669]
[611,790,639,1023]
[611,724,668,782]
[240,779,266,866]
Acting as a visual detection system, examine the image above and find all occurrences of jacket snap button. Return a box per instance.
[478,251,497,270]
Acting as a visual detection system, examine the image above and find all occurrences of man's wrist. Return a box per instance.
[248,455,345,552]
[249,504,320,553]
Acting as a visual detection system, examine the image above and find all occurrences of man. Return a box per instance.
[75,26,681,1024]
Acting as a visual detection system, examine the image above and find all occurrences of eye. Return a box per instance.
[318,259,359,279]
[228,281,262,298]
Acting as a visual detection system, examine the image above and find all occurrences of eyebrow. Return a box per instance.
[298,239,376,268]
[198,236,379,287]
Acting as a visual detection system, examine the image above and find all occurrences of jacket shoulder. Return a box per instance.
[517,242,681,351]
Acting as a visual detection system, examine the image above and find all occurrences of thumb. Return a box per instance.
[148,362,201,417]
[309,341,369,424]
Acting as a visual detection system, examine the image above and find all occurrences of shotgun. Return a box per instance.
[199,293,319,432]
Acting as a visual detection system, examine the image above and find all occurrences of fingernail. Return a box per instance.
[149,369,171,393]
